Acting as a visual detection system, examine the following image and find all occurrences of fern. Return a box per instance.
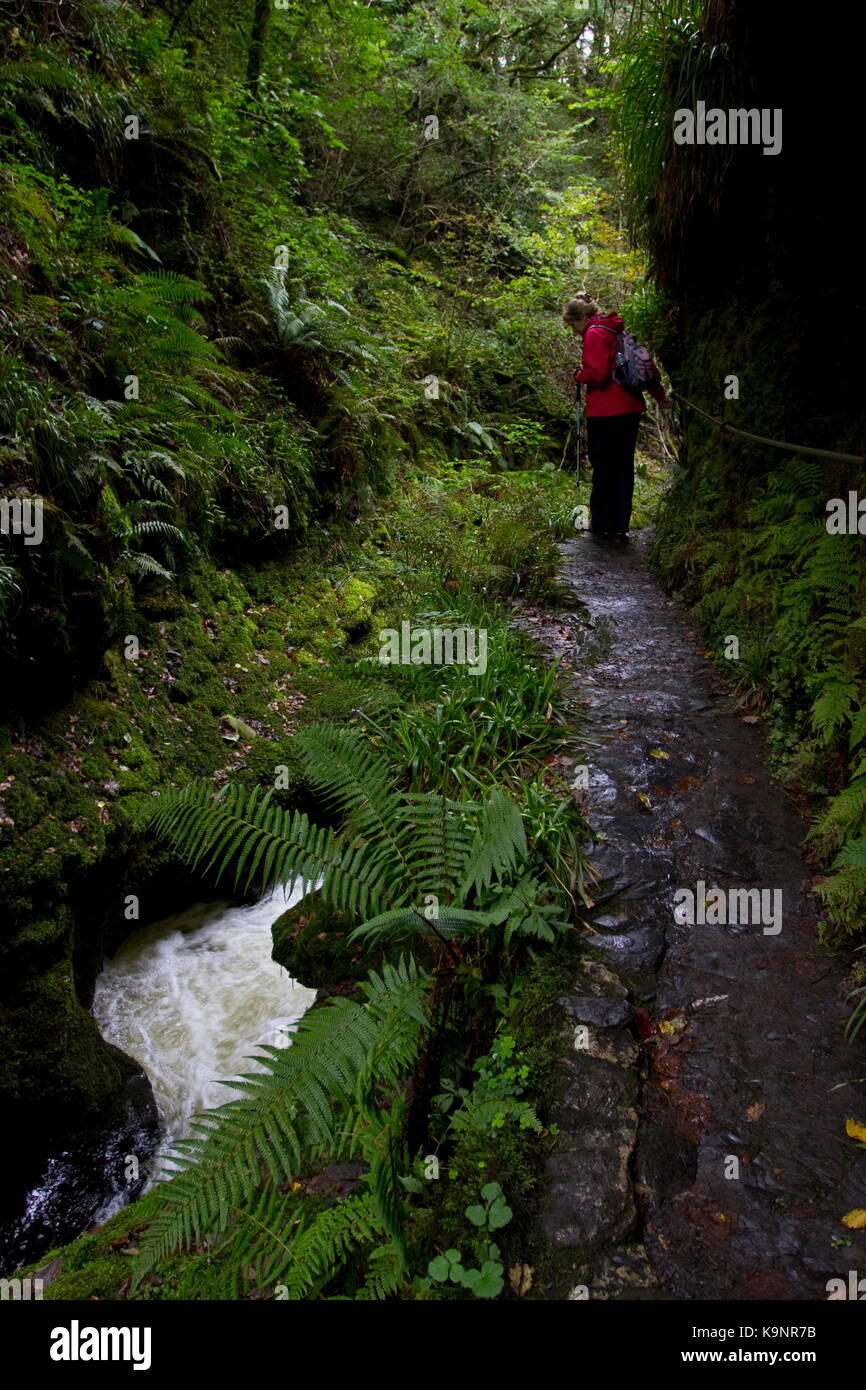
[122,551,174,582]
[810,680,858,744]
[354,1242,406,1300]
[349,905,491,945]
[810,777,866,848]
[149,780,339,898]
[150,725,567,953]
[277,1193,381,1299]
[133,957,429,1286]
[849,708,866,752]
[458,788,527,898]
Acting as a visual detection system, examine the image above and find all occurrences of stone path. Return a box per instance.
[524,531,866,1301]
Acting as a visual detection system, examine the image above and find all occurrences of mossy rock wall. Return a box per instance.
[271,897,373,997]
[0,544,386,1264]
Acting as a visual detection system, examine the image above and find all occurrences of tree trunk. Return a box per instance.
[246,0,271,100]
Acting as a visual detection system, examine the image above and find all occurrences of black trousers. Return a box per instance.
[586,411,641,534]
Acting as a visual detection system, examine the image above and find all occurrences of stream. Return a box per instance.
[91,883,315,1204]
[5,885,314,1269]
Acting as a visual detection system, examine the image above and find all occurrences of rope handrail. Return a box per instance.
[671,391,866,467]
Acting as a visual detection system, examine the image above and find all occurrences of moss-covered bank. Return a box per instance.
[0,529,393,1259]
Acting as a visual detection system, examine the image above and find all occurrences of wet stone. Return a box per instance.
[524,532,866,1299]
[558,994,634,1029]
[542,1129,637,1250]
[584,926,665,969]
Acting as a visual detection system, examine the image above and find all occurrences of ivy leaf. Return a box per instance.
[488,1198,513,1230]
[473,1263,505,1298]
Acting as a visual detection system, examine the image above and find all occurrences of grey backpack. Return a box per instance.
[593,324,656,395]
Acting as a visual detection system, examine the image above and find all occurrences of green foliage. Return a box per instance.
[436,1034,547,1137]
[652,430,866,938]
[274,1193,382,1300]
[615,3,727,260]
[149,722,571,951]
[1,0,617,1303]
[426,1183,512,1298]
[134,956,430,1294]
[0,0,628,651]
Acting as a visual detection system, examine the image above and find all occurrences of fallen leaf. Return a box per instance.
[508,1263,534,1297]
[845,1117,866,1143]
[841,1209,866,1229]
[658,1013,688,1035]
[745,1101,765,1122]
[649,748,670,759]
[741,715,760,725]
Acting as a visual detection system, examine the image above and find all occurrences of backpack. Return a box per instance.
[590,323,657,395]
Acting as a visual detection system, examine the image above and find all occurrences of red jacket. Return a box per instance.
[574,312,663,417]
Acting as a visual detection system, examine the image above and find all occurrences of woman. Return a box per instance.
[563,293,669,543]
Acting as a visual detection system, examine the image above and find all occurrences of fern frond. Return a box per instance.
[293,724,425,906]
[354,1242,406,1300]
[830,836,866,871]
[458,788,528,898]
[279,1193,380,1299]
[133,962,429,1285]
[122,551,174,582]
[349,905,490,944]
[131,520,187,543]
[811,680,858,743]
[810,778,866,845]
[148,781,339,896]
[348,1090,410,1270]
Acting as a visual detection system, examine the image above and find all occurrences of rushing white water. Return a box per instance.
[92,883,316,1198]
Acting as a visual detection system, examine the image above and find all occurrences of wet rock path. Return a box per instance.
[521,531,866,1300]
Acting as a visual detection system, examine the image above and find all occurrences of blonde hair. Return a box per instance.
[562,293,600,327]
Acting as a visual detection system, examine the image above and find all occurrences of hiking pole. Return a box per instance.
[575,382,583,528]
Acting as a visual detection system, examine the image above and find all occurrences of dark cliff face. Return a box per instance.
[643,4,865,945]
[650,3,863,451]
